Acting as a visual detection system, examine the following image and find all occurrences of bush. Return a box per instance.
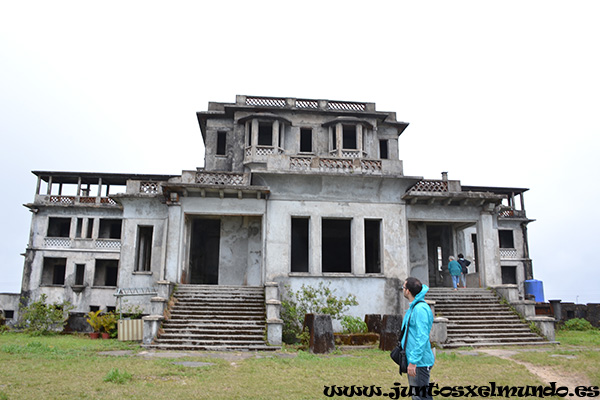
[18,294,73,336]
[99,312,118,337]
[340,316,367,334]
[281,282,358,344]
[561,318,596,331]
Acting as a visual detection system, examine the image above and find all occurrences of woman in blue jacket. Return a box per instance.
[401,277,434,400]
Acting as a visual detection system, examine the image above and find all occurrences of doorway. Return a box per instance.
[427,225,453,287]
[189,218,221,284]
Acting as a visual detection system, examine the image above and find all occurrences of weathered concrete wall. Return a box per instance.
[408,222,429,285]
[219,216,262,286]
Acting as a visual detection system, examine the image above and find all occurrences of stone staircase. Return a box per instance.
[427,287,557,348]
[149,284,277,351]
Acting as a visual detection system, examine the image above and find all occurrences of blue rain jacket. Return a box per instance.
[400,284,435,367]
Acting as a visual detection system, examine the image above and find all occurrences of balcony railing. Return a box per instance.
[407,180,449,193]
[289,156,382,175]
[42,195,118,206]
[241,95,371,112]
[498,209,527,218]
[500,248,518,258]
[42,238,122,250]
[196,171,249,186]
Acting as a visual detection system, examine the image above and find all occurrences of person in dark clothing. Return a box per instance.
[457,253,471,288]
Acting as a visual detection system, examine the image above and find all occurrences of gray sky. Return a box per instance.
[1,1,599,304]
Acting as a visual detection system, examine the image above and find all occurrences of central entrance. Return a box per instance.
[189,218,221,284]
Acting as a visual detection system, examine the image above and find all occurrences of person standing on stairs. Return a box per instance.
[448,256,462,290]
[457,253,471,288]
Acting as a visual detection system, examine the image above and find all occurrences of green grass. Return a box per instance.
[0,331,598,399]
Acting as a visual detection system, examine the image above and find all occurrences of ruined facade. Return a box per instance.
[7,95,534,339]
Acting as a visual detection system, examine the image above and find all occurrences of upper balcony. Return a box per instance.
[238,95,377,114]
[29,171,177,208]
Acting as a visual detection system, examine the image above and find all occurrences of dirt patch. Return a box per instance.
[478,348,590,388]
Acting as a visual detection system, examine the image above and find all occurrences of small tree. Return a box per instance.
[281,282,358,344]
[19,294,73,335]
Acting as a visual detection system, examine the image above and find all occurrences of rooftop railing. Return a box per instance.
[240,95,372,112]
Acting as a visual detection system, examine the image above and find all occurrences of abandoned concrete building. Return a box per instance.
[6,95,541,347]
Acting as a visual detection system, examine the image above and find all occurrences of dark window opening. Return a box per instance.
[501,265,517,284]
[291,218,309,272]
[365,219,381,273]
[135,226,153,272]
[331,128,337,151]
[42,257,66,285]
[3,310,14,319]
[106,306,116,313]
[47,217,71,237]
[90,305,100,312]
[322,219,351,273]
[300,128,312,153]
[75,264,85,285]
[98,219,122,239]
[258,122,273,146]
[216,131,227,155]
[94,259,119,287]
[379,140,388,159]
[86,218,94,239]
[342,125,357,149]
[499,230,515,248]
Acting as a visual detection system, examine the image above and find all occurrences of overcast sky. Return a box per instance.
[1,1,599,304]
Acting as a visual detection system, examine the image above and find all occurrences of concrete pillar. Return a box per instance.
[476,207,501,287]
[335,123,343,157]
[357,124,363,154]
[272,120,279,149]
[379,314,402,351]
[353,218,365,275]
[164,205,183,283]
[251,119,259,157]
[304,314,335,354]
[310,216,321,274]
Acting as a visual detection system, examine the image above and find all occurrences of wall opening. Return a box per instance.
[471,233,479,272]
[300,128,312,153]
[216,131,227,155]
[258,122,272,145]
[189,218,221,284]
[98,219,122,239]
[379,140,388,159]
[322,219,351,273]
[75,263,85,285]
[342,125,357,149]
[291,217,309,273]
[93,259,119,287]
[41,257,66,285]
[365,219,381,273]
[86,218,94,239]
[47,217,71,237]
[135,226,153,272]
[499,229,514,248]
[501,265,517,284]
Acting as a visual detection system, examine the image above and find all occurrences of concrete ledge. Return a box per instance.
[431,317,448,345]
[142,315,164,345]
[512,300,536,318]
[491,284,519,303]
[527,316,556,341]
[267,319,283,346]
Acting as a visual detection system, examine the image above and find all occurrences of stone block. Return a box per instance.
[303,314,335,354]
[365,314,382,334]
[379,314,402,351]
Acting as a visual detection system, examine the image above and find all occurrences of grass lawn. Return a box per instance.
[0,331,598,399]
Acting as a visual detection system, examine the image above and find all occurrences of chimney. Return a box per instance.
[441,172,448,181]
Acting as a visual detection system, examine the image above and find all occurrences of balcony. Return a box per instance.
[37,195,119,206]
[41,237,121,251]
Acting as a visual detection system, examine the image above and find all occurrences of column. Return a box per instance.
[272,120,279,151]
[476,207,501,287]
[353,218,365,275]
[357,124,363,156]
[310,216,321,274]
[335,123,343,157]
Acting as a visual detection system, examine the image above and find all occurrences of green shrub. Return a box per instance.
[103,368,133,384]
[281,282,358,344]
[561,318,595,331]
[18,294,73,336]
[340,316,367,334]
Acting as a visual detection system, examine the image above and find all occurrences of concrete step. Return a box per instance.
[146,343,279,351]
[441,340,558,349]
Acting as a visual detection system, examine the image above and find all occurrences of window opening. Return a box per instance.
[98,219,122,239]
[322,219,352,273]
[258,122,273,145]
[501,265,517,284]
[94,259,119,287]
[3,310,14,319]
[291,218,309,273]
[47,217,71,237]
[75,264,85,285]
[89,305,100,312]
[471,233,478,272]
[365,219,381,273]
[379,140,388,159]
[216,131,227,155]
[300,128,312,153]
[342,125,357,149]
[75,218,83,238]
[331,127,337,151]
[135,226,153,272]
[42,257,66,285]
[437,246,443,271]
[86,218,94,239]
[499,230,515,248]
[246,122,253,147]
